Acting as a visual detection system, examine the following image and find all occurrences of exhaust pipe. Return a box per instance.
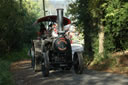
[57,9,64,34]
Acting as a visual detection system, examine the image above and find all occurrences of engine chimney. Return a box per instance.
[57,9,64,34]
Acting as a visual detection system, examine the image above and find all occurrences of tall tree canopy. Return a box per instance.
[66,0,128,63]
[0,0,40,55]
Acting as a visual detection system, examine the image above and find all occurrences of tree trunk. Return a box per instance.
[98,22,104,58]
[20,0,22,8]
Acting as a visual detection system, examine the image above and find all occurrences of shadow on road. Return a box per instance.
[11,60,128,85]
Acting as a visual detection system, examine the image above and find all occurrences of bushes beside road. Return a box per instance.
[0,47,30,85]
[0,59,14,85]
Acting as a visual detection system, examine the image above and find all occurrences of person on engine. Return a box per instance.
[37,23,47,39]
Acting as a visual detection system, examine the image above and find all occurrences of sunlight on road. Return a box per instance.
[11,60,128,85]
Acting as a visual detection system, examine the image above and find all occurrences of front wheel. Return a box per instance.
[73,52,84,74]
[41,51,49,77]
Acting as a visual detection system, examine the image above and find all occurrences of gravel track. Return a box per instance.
[11,60,128,85]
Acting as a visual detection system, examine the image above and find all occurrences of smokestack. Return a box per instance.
[57,9,64,34]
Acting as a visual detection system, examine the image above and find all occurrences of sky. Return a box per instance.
[31,0,75,16]
[47,0,69,15]
[50,0,66,3]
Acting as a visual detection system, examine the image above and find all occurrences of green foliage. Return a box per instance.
[0,47,30,85]
[66,0,128,64]
[2,47,30,62]
[0,59,14,85]
[66,0,102,59]
[0,0,40,55]
[0,0,39,85]
[104,0,128,51]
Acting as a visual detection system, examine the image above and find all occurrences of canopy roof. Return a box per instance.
[35,15,71,26]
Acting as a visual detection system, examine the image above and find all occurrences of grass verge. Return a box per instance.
[0,47,30,85]
[0,59,14,85]
[88,51,128,76]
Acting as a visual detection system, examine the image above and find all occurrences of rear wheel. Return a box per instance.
[34,56,42,72]
[73,52,84,74]
[31,41,42,72]
[31,46,35,68]
[42,51,49,77]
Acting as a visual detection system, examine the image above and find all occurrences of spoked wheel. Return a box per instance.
[42,51,49,77]
[31,46,35,68]
[31,43,41,72]
[34,56,42,72]
[73,52,84,74]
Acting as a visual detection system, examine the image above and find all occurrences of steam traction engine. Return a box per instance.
[31,9,84,77]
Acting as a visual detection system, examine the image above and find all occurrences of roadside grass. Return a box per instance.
[0,47,30,85]
[0,59,14,85]
[88,51,128,76]
[2,47,30,62]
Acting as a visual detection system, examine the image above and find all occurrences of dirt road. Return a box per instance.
[11,60,128,85]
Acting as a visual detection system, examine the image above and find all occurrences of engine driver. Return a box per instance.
[37,23,47,39]
[40,23,47,35]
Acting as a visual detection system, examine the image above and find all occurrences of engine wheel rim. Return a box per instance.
[31,47,35,68]
[73,52,84,74]
[74,57,80,73]
[42,51,49,77]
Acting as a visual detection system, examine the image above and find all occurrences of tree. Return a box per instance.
[104,0,128,51]
[66,0,128,64]
[0,0,40,55]
[66,0,106,60]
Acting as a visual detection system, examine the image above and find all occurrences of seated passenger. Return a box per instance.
[37,23,47,39]
[51,24,58,37]
[40,23,47,35]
